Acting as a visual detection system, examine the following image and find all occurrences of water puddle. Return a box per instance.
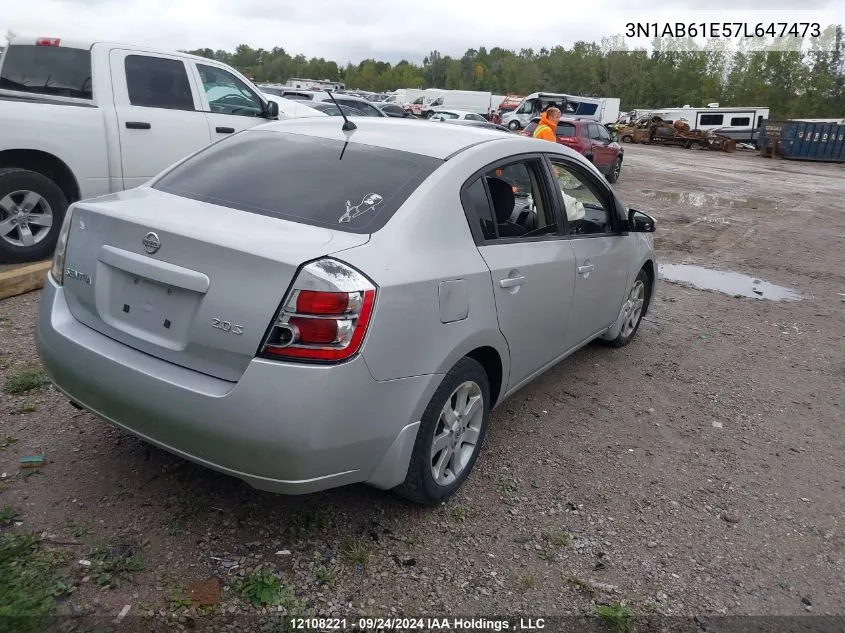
[641,189,777,210]
[658,264,804,301]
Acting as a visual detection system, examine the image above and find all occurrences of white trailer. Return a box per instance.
[654,105,770,143]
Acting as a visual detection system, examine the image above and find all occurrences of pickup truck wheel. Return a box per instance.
[394,357,491,505]
[0,168,68,264]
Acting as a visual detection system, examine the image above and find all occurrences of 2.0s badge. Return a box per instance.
[211,318,244,335]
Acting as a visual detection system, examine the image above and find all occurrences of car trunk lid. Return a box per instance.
[61,187,370,382]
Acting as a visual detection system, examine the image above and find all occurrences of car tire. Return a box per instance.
[0,167,69,264]
[507,120,520,130]
[607,156,622,184]
[606,268,651,348]
[620,135,633,143]
[394,357,491,506]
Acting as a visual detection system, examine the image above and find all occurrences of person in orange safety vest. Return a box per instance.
[533,107,561,142]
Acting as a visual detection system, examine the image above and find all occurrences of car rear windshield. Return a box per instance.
[556,122,576,136]
[152,130,442,234]
[0,44,92,99]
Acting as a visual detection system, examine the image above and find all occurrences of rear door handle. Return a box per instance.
[499,275,526,288]
[215,126,235,134]
[125,121,151,130]
[578,264,595,274]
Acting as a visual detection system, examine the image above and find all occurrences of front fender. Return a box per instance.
[601,236,657,341]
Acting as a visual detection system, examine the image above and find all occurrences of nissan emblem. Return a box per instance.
[142,232,161,254]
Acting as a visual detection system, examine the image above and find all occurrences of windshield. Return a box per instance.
[0,44,92,99]
[153,131,442,234]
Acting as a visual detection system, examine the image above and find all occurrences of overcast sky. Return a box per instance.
[2,0,842,63]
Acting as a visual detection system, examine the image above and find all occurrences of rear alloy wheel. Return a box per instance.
[395,357,490,505]
[607,156,622,184]
[0,168,68,264]
[606,268,650,347]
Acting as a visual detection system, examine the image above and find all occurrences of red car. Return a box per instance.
[521,117,624,183]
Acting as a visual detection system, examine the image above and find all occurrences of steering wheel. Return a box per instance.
[216,94,254,107]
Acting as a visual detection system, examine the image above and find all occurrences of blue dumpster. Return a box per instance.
[758,119,845,163]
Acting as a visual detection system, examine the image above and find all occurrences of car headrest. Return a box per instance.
[486,177,516,223]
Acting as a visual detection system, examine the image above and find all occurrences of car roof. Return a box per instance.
[433,109,478,115]
[256,117,523,160]
[442,120,511,132]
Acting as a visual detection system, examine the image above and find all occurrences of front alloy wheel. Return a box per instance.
[606,268,651,348]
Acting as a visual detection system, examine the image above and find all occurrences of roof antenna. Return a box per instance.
[326,90,357,132]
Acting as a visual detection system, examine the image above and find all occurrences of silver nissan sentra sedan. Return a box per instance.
[36,117,657,505]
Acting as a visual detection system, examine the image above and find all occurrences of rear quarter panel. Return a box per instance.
[338,141,520,387]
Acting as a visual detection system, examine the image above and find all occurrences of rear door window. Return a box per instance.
[152,131,442,234]
[125,55,195,111]
[0,44,92,99]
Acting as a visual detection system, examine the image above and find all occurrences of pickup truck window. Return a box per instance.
[125,55,195,111]
[0,45,92,99]
[197,64,264,117]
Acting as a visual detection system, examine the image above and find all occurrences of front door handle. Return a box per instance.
[578,264,595,274]
[499,275,526,288]
[125,121,151,130]
[215,126,235,134]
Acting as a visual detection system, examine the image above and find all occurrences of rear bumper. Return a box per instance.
[36,277,441,495]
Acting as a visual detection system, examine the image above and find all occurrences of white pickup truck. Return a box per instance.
[0,36,281,263]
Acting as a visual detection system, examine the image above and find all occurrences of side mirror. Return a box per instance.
[628,209,656,232]
[265,100,279,119]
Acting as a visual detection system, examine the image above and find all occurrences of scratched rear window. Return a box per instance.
[152,130,442,234]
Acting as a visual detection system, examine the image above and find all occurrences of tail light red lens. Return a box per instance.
[36,38,61,47]
[259,259,377,363]
[295,290,348,315]
[288,316,338,345]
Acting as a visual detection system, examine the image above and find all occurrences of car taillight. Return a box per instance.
[50,206,75,285]
[36,38,61,47]
[258,258,376,363]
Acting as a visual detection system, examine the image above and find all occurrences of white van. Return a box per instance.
[421,90,493,118]
[502,93,618,129]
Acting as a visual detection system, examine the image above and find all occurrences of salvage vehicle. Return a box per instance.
[522,117,624,183]
[0,36,280,263]
[36,117,656,505]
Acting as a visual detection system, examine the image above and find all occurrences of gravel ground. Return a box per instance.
[1,144,843,629]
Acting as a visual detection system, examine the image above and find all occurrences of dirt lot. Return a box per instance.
[1,144,844,630]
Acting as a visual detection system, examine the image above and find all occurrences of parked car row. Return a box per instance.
[0,36,624,269]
